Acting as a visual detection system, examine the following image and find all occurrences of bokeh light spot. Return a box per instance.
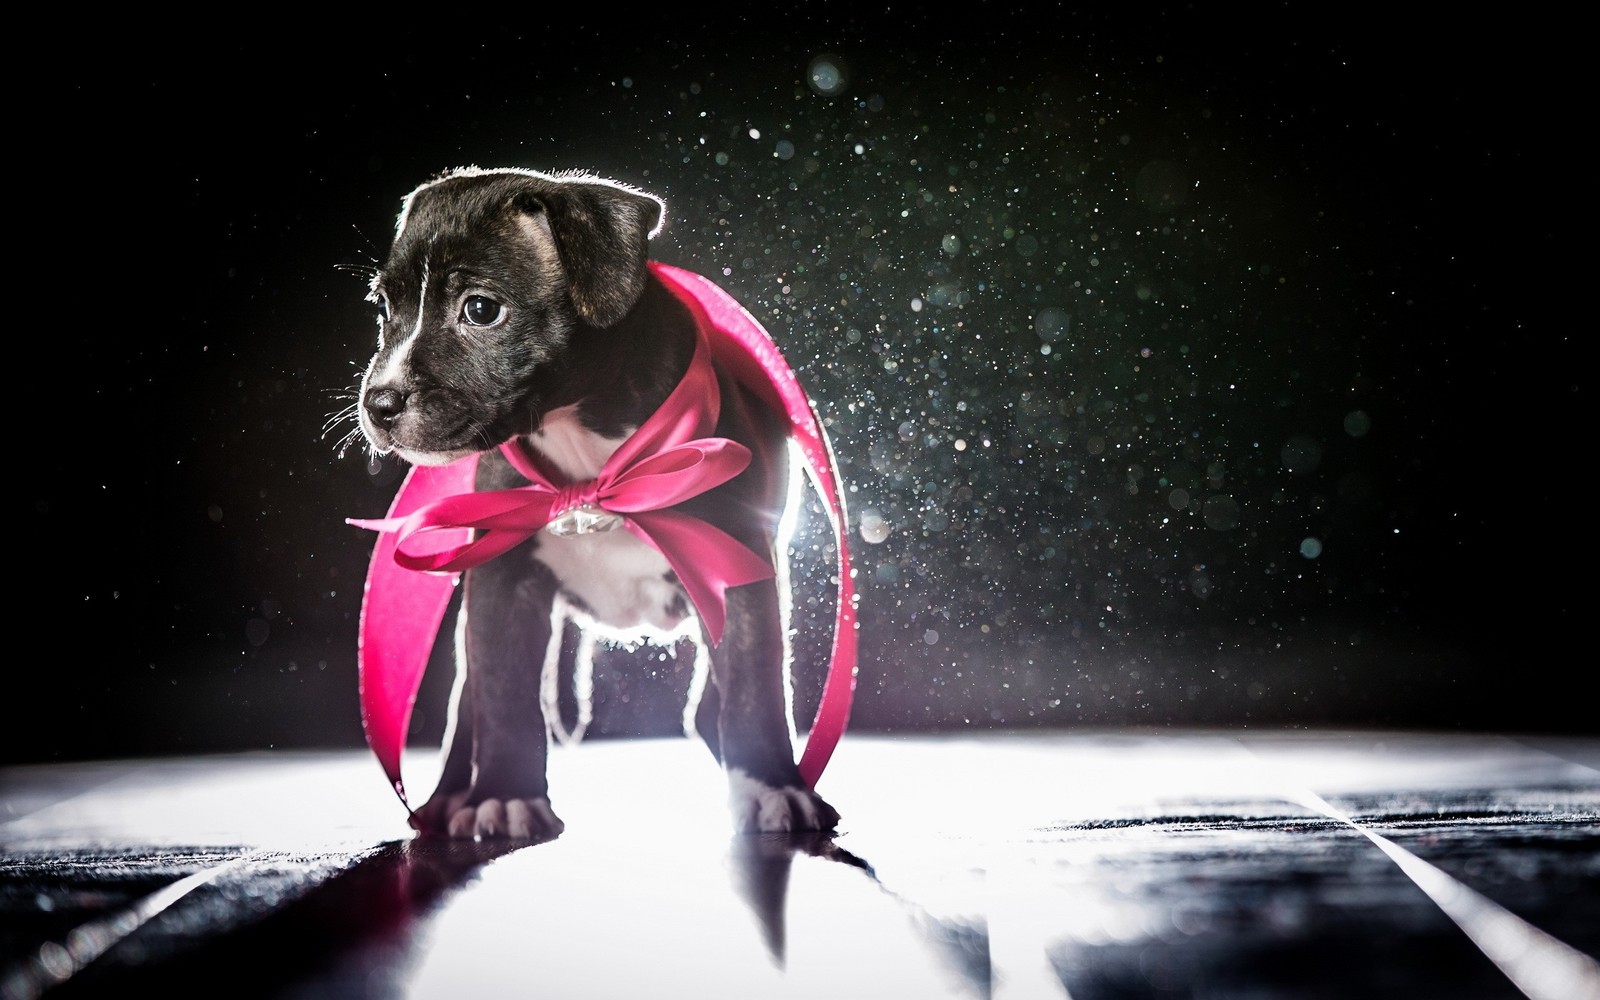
[859,509,891,544]
[1035,308,1070,344]
[806,53,849,96]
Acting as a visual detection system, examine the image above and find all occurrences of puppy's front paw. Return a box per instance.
[447,797,565,840]
[414,792,565,841]
[727,768,841,833]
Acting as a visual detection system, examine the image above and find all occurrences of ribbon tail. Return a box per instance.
[356,458,478,809]
[650,261,861,790]
[795,447,859,789]
[627,510,775,645]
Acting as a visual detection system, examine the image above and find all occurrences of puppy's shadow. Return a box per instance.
[728,833,992,998]
[728,832,869,962]
[229,831,986,997]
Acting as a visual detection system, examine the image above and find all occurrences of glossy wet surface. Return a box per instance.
[2,731,1596,999]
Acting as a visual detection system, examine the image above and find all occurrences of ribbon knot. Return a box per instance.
[547,480,619,536]
[551,481,602,519]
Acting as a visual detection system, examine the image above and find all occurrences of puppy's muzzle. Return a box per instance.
[363,387,408,431]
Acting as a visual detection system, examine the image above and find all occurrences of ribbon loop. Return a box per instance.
[601,439,753,512]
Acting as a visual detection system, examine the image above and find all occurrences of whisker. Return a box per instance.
[322,401,359,438]
[348,223,382,264]
[333,426,368,460]
[320,375,371,459]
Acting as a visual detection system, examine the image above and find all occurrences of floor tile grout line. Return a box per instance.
[0,852,264,1000]
[1282,787,1600,1000]
[1228,738,1600,1000]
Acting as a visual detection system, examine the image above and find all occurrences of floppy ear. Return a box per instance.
[517,179,664,328]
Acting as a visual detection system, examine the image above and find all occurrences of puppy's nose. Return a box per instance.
[364,387,408,429]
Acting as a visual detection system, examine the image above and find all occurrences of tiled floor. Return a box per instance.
[2,730,1596,999]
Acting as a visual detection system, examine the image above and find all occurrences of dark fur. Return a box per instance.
[356,167,839,839]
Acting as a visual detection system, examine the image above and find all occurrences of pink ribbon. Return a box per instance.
[350,262,858,811]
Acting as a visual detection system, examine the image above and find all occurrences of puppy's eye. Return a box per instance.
[461,295,505,328]
[369,293,391,321]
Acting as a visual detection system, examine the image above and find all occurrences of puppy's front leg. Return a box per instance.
[712,579,841,833]
[412,548,565,841]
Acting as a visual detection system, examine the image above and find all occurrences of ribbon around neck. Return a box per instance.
[348,324,774,645]
[349,262,858,811]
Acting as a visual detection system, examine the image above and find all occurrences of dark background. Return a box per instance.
[10,8,1585,766]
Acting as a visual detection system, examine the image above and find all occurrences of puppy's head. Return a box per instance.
[357,166,665,466]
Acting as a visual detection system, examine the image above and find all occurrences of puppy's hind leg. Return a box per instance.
[711,579,841,834]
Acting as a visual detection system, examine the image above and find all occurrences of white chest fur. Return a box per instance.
[526,407,688,636]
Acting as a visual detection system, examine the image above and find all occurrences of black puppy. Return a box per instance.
[355,166,840,839]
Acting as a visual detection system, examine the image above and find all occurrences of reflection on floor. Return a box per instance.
[1,730,1596,999]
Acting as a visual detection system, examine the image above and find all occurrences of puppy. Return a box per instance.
[354,166,840,839]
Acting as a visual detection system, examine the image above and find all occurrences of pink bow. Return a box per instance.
[349,431,774,644]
